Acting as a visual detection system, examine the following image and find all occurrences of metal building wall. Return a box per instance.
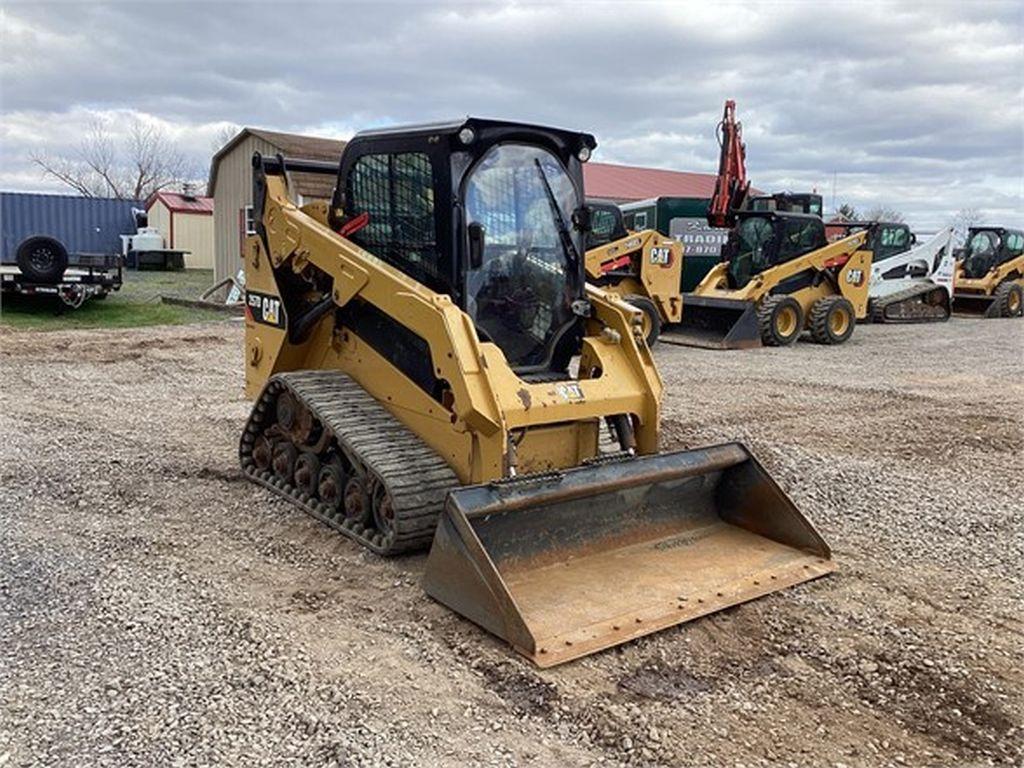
[0,192,140,261]
[211,134,279,283]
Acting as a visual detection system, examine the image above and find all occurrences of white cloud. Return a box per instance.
[0,0,1020,232]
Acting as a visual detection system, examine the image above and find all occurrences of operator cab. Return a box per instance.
[332,118,596,375]
[585,200,629,249]
[959,227,1024,279]
[829,221,916,276]
[722,211,827,289]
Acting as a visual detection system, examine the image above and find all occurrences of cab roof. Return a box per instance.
[348,116,596,152]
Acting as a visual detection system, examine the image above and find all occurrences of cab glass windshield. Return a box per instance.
[727,216,775,288]
[463,144,581,369]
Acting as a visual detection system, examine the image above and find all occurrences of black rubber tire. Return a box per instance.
[994,281,1024,318]
[756,295,804,346]
[16,236,68,284]
[809,296,857,345]
[624,294,662,347]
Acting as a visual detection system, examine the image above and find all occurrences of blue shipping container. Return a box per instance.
[1,192,141,263]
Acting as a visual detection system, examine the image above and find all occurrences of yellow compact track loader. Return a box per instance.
[669,211,873,349]
[239,118,833,667]
[584,201,683,346]
[952,227,1024,318]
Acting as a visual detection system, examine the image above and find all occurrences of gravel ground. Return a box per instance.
[1,317,1021,767]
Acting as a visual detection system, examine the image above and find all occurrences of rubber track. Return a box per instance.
[239,370,459,555]
[869,284,949,323]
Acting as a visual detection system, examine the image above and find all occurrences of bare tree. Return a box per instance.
[863,206,905,224]
[32,117,190,201]
[948,207,986,246]
[211,124,241,154]
[834,203,858,221]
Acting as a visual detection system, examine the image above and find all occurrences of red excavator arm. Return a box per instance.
[707,100,751,229]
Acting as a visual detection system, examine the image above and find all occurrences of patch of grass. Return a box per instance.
[0,269,230,331]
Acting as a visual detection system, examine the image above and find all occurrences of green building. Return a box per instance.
[620,197,729,291]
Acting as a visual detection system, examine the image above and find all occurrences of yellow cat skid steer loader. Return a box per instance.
[952,227,1024,318]
[668,211,873,349]
[239,118,833,667]
[584,201,683,346]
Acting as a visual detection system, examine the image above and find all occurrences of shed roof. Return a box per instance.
[207,127,346,200]
[147,191,213,215]
[583,162,719,202]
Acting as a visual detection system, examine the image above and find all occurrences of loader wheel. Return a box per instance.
[757,295,803,346]
[272,441,298,481]
[293,452,321,497]
[625,294,661,347]
[994,281,1023,318]
[809,296,856,345]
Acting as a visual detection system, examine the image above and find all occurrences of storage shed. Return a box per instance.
[207,128,346,283]
[145,191,214,269]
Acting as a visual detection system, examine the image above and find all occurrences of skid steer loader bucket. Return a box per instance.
[660,295,761,349]
[424,443,833,667]
[952,293,1000,318]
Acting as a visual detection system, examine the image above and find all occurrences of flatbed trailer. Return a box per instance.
[1,252,122,308]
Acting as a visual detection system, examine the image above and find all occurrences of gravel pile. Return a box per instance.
[1,318,1020,766]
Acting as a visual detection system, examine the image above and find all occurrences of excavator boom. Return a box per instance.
[707,100,751,229]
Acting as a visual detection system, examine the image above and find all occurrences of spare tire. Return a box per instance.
[16,236,69,284]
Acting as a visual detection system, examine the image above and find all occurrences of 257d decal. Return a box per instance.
[246,290,286,328]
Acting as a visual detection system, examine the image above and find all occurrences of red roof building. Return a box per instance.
[583,162,719,203]
[145,191,215,269]
[147,191,214,215]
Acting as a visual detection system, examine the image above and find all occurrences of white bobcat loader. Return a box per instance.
[832,223,955,322]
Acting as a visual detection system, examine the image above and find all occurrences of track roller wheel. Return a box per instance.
[372,484,398,548]
[809,296,856,344]
[293,451,321,497]
[344,475,372,527]
[317,463,347,514]
[994,281,1023,318]
[276,391,299,432]
[624,294,662,347]
[272,441,298,481]
[757,295,803,346]
[252,434,274,471]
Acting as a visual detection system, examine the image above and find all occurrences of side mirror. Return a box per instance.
[468,221,486,269]
[572,206,592,233]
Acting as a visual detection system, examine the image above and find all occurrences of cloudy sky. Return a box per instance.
[1,1,1021,230]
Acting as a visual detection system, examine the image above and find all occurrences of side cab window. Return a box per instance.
[345,151,442,291]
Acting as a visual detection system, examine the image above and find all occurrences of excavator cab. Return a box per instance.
[748,193,824,217]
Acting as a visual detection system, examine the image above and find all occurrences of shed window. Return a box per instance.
[243,205,256,236]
